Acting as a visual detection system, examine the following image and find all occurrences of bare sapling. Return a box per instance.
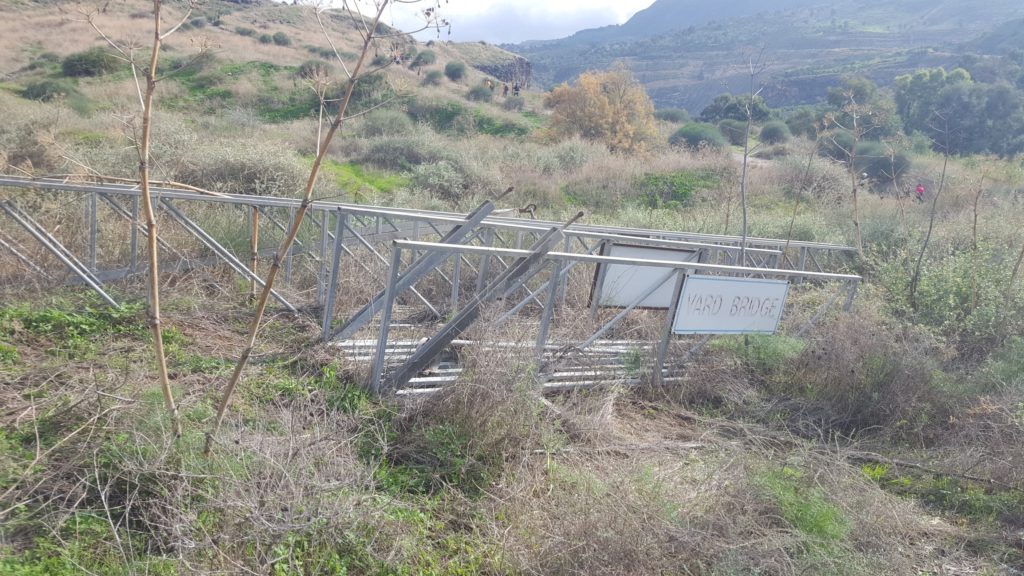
[79,0,203,437]
[783,126,823,254]
[970,165,991,312]
[738,50,767,266]
[204,0,446,455]
[825,94,870,257]
[909,114,951,310]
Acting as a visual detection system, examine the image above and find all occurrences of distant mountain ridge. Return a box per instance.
[506,0,1024,112]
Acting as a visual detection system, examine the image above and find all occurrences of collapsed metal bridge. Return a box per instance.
[0,176,861,394]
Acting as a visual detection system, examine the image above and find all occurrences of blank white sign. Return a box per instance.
[673,275,789,334]
[595,244,698,309]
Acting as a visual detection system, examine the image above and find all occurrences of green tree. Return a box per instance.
[699,93,770,123]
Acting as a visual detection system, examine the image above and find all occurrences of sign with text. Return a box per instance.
[673,275,789,334]
[593,244,698,309]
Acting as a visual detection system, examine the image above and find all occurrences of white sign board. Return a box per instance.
[593,244,698,309]
[673,275,789,334]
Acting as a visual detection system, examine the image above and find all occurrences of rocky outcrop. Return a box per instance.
[472,55,532,88]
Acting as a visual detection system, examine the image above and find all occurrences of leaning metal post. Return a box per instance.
[369,245,403,394]
[321,210,348,341]
[88,191,98,272]
[535,257,564,365]
[654,270,686,386]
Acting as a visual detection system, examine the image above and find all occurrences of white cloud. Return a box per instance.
[384,0,654,43]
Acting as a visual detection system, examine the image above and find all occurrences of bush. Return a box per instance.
[409,160,467,202]
[406,99,473,133]
[358,109,414,138]
[503,95,525,111]
[189,17,206,28]
[272,31,291,46]
[174,141,308,196]
[718,119,747,145]
[759,120,792,144]
[61,47,119,77]
[22,79,80,102]
[297,59,330,79]
[466,84,492,102]
[235,26,256,36]
[669,122,727,150]
[421,70,444,86]
[362,135,447,170]
[654,108,689,123]
[258,34,273,44]
[411,50,436,68]
[636,170,720,209]
[444,61,466,82]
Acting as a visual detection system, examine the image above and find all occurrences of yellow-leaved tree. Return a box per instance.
[544,67,657,153]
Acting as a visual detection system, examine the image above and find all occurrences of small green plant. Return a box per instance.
[235,26,256,36]
[0,342,18,365]
[718,118,747,145]
[297,59,330,79]
[258,33,273,44]
[444,61,466,82]
[712,334,805,377]
[758,467,851,544]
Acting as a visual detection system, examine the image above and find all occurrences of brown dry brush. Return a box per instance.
[205,1,448,454]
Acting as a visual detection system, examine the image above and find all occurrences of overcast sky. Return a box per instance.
[385,0,655,44]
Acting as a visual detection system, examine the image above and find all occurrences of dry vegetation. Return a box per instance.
[2,0,1024,574]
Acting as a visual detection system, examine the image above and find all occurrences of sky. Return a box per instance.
[385,0,656,45]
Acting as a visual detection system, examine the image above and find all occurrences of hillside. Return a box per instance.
[508,0,1024,111]
[2,0,1024,574]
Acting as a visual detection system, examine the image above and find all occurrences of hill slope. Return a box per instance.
[507,0,1024,111]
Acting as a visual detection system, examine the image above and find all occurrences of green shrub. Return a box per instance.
[22,79,81,102]
[636,170,720,209]
[61,47,119,77]
[759,120,792,144]
[362,135,447,170]
[406,99,473,133]
[174,142,308,196]
[713,334,806,378]
[669,122,727,150]
[258,34,273,44]
[654,108,689,123]
[466,84,493,102]
[371,54,391,67]
[421,70,444,86]
[411,50,436,68]
[297,59,330,79]
[444,61,466,82]
[358,109,413,137]
[272,31,291,46]
[189,16,206,28]
[408,160,467,202]
[718,118,747,145]
[503,95,525,111]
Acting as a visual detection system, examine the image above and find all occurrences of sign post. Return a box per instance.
[672,275,789,335]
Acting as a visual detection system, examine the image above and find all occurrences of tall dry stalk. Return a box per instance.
[738,50,767,266]
[909,148,949,311]
[84,0,198,437]
[204,1,444,454]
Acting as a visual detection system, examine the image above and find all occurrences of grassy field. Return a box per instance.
[2,0,1024,574]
